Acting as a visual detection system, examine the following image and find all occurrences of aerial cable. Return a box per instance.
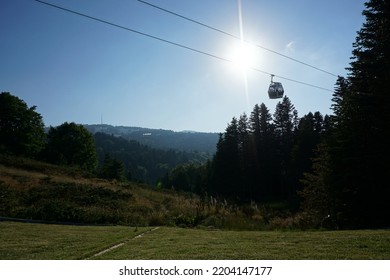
[33,0,333,92]
[136,0,339,78]
[33,1,226,61]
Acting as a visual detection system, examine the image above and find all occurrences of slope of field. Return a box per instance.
[0,155,274,230]
[0,155,206,227]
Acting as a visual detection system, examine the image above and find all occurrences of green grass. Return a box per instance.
[1,222,389,260]
[0,222,151,259]
[95,227,390,260]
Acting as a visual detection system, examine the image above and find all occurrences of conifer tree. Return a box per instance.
[99,153,125,181]
[273,96,298,198]
[249,103,277,200]
[336,0,390,228]
[289,112,325,210]
[301,0,390,228]
[211,118,241,198]
[237,113,252,198]
[273,96,298,139]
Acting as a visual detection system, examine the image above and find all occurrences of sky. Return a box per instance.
[1,0,366,133]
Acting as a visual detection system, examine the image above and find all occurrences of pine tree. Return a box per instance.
[237,113,252,198]
[249,103,277,200]
[301,0,390,228]
[340,0,390,227]
[273,96,298,198]
[211,118,241,198]
[290,114,318,184]
[273,96,298,139]
[249,104,261,138]
[99,153,125,181]
[299,143,341,228]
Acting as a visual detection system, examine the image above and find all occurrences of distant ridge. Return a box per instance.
[84,124,219,154]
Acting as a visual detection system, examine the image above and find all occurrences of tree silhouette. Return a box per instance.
[44,122,98,171]
[0,92,45,157]
[301,0,390,228]
[273,96,298,198]
[99,153,126,181]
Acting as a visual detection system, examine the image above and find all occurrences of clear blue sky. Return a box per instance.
[1,0,366,132]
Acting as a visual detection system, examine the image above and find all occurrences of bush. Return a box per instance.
[173,214,199,227]
[0,183,20,217]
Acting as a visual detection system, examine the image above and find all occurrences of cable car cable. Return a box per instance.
[135,0,339,78]
[32,1,226,61]
[33,0,333,92]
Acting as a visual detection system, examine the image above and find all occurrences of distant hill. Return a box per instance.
[84,124,219,154]
[93,132,211,184]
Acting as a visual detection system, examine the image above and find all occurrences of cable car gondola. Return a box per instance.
[268,74,284,99]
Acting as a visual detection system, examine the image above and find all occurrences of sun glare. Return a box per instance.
[228,41,257,72]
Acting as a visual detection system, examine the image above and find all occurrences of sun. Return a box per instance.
[228,41,257,72]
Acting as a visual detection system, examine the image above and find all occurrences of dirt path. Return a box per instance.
[85,227,160,259]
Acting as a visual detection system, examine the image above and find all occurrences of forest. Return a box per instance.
[93,132,211,184]
[161,100,328,205]
[84,124,219,154]
[0,0,389,230]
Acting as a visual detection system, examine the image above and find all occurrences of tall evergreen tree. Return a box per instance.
[290,112,324,203]
[301,78,353,228]
[336,0,390,228]
[347,0,390,227]
[237,113,252,198]
[273,96,298,139]
[249,104,261,137]
[299,142,340,228]
[249,103,277,200]
[301,0,390,228]
[273,96,298,198]
[330,76,351,124]
[99,153,125,181]
[211,118,241,198]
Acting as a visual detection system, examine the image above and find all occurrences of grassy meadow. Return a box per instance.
[0,222,389,260]
[0,222,151,260]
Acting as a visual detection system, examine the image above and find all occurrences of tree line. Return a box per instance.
[85,124,219,154]
[161,99,329,206]
[0,99,100,172]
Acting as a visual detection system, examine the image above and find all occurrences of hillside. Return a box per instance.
[93,132,211,184]
[84,124,219,154]
[0,155,201,226]
[0,155,268,229]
